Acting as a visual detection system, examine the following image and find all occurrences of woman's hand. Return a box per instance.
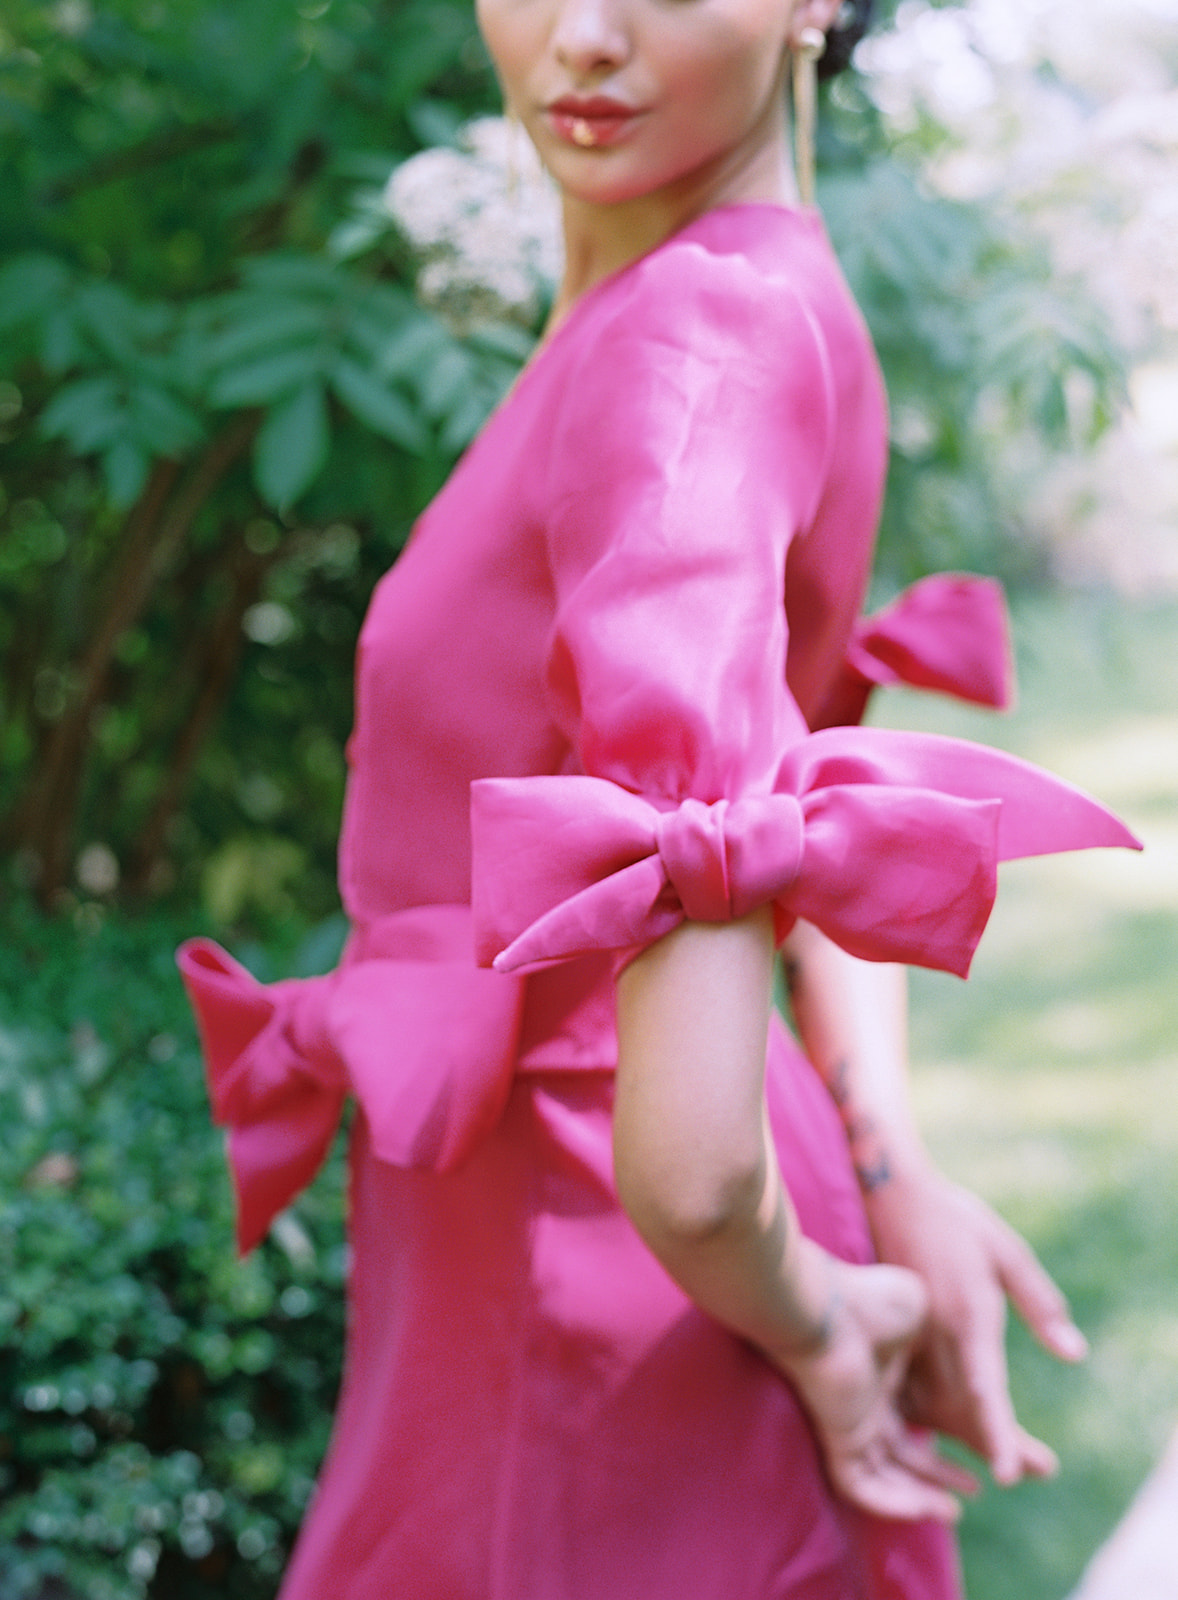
[863,1167,1087,1486]
[774,1244,976,1522]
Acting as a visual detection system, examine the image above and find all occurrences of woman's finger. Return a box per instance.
[991,1219,1088,1362]
[1010,1423,1059,1481]
[833,1446,964,1525]
[890,1427,981,1498]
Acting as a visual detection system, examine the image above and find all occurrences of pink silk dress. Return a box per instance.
[179,205,1138,1599]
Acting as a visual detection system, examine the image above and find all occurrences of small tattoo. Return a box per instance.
[854,1154,893,1193]
[829,1058,851,1107]
[828,1060,893,1192]
[783,954,802,1002]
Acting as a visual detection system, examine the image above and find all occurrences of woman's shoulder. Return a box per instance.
[592,205,833,361]
[542,206,843,447]
[541,207,841,540]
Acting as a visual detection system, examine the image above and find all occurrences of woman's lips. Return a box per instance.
[546,98,643,148]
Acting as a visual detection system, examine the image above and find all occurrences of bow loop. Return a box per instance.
[813,573,1015,729]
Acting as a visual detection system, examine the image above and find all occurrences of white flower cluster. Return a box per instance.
[383,118,563,333]
[860,0,1178,591]
[858,0,1178,339]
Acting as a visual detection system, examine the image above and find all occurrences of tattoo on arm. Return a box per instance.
[782,952,802,1007]
[829,1058,893,1194]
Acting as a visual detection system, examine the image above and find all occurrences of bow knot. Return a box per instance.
[281,978,345,1087]
[656,795,806,922]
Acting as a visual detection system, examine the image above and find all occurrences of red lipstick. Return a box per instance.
[546,94,643,149]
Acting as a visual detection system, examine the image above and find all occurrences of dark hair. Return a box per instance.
[818,0,875,79]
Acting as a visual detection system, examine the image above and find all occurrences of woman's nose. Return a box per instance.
[550,0,631,78]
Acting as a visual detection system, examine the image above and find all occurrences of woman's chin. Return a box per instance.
[541,158,656,209]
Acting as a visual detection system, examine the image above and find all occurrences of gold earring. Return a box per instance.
[504,101,523,200]
[791,26,826,207]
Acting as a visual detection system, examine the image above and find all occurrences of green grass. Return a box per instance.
[875,592,1178,1599]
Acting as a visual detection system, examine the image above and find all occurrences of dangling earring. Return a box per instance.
[504,101,524,202]
[791,26,826,207]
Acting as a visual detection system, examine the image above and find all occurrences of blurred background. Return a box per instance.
[0,0,1175,1595]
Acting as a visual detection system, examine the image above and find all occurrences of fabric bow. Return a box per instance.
[813,573,1014,729]
[472,725,1140,980]
[177,905,525,1253]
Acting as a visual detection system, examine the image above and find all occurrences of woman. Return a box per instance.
[180,0,1137,1593]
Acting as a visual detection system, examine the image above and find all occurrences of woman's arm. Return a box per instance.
[615,910,825,1355]
[782,919,1088,1486]
[614,910,970,1522]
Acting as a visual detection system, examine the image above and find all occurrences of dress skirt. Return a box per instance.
[277,1012,962,1600]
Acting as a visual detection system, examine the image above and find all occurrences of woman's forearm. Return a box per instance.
[614,909,831,1363]
[615,912,973,1522]
[782,920,932,1191]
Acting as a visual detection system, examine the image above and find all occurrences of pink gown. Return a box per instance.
[179,205,1138,1599]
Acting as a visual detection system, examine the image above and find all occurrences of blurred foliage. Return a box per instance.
[0,0,1130,922]
[0,898,348,1598]
[0,0,515,916]
[818,68,1128,589]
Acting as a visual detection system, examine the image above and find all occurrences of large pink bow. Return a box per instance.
[472,726,1139,979]
[177,905,524,1253]
[813,573,1014,729]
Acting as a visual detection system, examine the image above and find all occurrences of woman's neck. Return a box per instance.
[546,117,798,337]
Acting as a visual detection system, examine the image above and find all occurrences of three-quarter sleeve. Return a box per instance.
[540,246,834,805]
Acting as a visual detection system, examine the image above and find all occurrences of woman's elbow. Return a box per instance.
[614,1130,766,1247]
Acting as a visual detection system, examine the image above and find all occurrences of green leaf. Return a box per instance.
[199,299,329,370]
[405,97,466,150]
[418,344,475,420]
[76,282,172,365]
[239,255,344,297]
[386,14,472,103]
[439,388,493,453]
[330,357,428,452]
[346,303,442,375]
[39,308,84,375]
[39,376,125,452]
[127,384,204,456]
[253,381,329,510]
[103,438,150,509]
[0,254,72,332]
[326,215,389,263]
[465,321,535,364]
[208,343,325,408]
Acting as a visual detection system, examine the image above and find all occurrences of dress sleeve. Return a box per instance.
[536,246,834,807]
[470,248,1140,979]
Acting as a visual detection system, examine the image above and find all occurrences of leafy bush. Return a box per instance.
[0,0,515,915]
[0,899,347,1598]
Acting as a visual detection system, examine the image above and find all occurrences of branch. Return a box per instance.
[126,537,275,896]
[43,120,237,202]
[5,412,260,902]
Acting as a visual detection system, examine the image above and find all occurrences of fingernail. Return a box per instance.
[992,1455,1020,1487]
[1052,1321,1088,1361]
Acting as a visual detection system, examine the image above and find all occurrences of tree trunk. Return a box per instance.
[125,535,274,896]
[4,412,258,903]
